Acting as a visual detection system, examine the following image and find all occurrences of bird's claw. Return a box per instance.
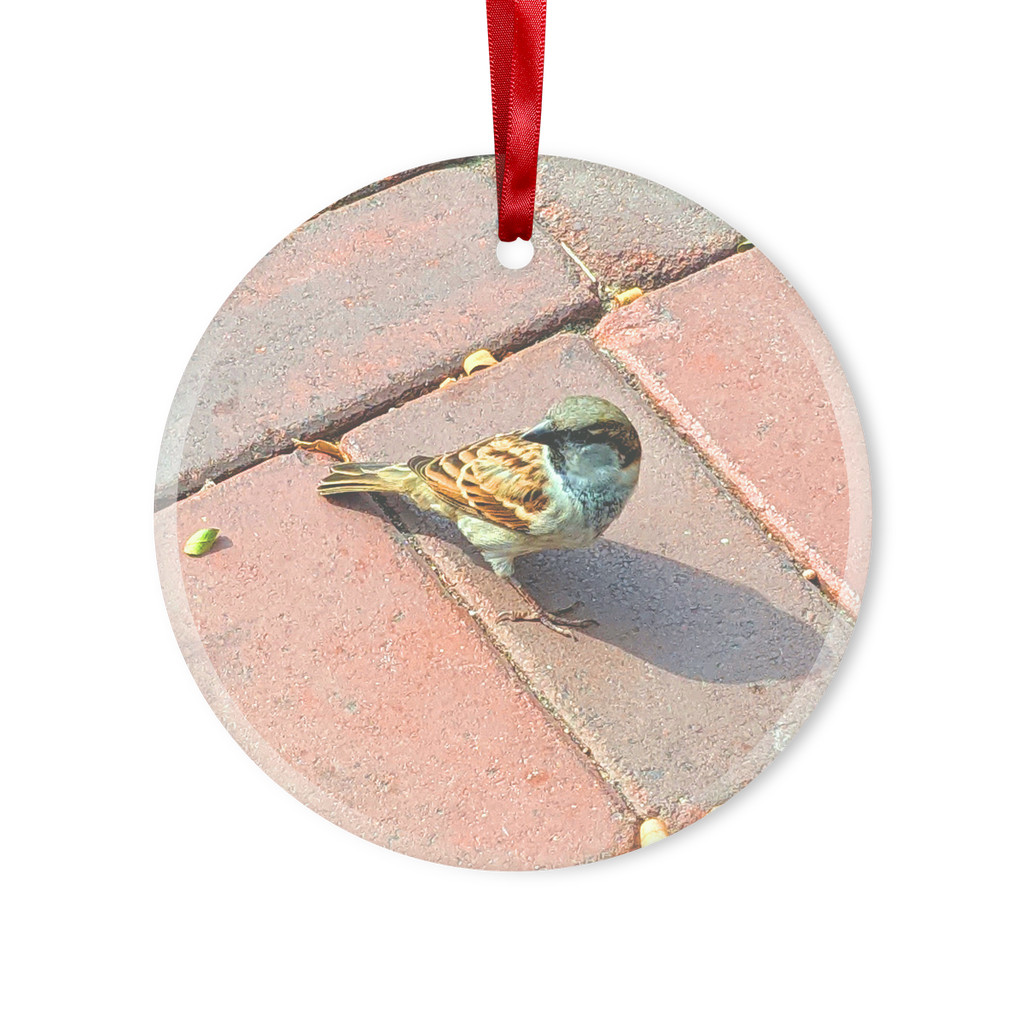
[495,606,597,640]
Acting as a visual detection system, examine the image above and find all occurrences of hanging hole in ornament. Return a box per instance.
[496,238,534,269]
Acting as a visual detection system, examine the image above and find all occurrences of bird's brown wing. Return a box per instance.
[408,433,550,533]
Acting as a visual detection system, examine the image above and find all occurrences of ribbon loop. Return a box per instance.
[486,0,546,242]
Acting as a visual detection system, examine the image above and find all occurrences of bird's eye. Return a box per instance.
[568,428,592,444]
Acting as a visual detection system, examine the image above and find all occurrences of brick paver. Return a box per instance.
[156,159,598,509]
[534,156,742,294]
[593,250,871,613]
[155,454,637,869]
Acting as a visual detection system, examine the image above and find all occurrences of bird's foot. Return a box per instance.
[500,578,597,639]
[496,602,597,640]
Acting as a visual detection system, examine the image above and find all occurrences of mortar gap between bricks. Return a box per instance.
[597,341,857,619]
[371,493,648,826]
[307,156,488,222]
[163,309,608,511]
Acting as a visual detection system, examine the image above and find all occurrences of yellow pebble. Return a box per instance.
[639,817,670,847]
[463,349,498,374]
[613,287,644,307]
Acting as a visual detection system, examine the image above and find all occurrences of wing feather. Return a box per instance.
[408,433,550,532]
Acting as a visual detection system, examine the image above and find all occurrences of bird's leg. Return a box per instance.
[495,577,597,640]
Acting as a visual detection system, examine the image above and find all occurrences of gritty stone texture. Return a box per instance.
[155,158,868,862]
[534,156,742,294]
[155,453,637,870]
[593,249,871,599]
[341,334,852,829]
[156,158,598,509]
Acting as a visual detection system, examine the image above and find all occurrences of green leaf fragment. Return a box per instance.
[183,528,220,556]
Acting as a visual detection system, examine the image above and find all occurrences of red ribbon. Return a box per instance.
[486,0,546,242]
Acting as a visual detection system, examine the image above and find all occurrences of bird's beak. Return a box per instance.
[521,419,556,446]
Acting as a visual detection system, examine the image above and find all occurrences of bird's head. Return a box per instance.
[521,396,642,484]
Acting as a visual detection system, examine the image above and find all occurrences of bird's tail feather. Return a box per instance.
[317,462,416,496]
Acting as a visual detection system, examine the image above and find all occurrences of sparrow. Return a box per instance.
[314,395,642,637]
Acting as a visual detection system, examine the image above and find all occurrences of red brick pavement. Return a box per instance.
[156,159,868,865]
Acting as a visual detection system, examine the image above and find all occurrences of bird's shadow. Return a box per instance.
[327,495,827,685]
[514,541,828,684]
